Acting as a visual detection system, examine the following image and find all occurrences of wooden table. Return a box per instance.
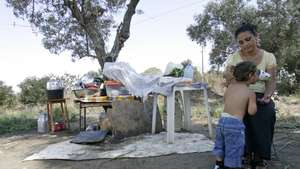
[74,98,112,131]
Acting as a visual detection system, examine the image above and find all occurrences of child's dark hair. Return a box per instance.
[235,23,257,39]
[233,61,257,81]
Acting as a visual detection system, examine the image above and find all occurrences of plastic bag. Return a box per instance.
[103,62,190,97]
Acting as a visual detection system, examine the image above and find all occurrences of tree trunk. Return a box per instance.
[65,0,140,69]
[108,0,140,62]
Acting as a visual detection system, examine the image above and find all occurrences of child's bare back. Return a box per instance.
[224,82,257,120]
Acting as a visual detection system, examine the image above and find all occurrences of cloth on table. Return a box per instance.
[103,62,191,98]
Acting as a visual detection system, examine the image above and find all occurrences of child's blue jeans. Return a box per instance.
[213,114,245,168]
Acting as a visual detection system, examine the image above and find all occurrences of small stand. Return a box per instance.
[46,98,70,132]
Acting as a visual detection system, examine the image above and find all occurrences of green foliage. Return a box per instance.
[51,106,77,122]
[277,68,298,95]
[5,0,125,57]
[0,81,17,108]
[210,102,224,118]
[18,76,49,105]
[193,67,203,82]
[169,68,184,77]
[0,114,36,135]
[187,0,300,87]
[0,100,78,135]
[18,73,81,105]
[6,0,140,68]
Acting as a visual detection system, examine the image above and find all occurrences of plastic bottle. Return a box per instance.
[183,64,194,80]
[257,70,271,81]
[37,112,48,133]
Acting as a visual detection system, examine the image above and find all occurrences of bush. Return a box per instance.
[277,68,298,95]
[0,81,16,108]
[18,76,50,105]
[204,71,225,95]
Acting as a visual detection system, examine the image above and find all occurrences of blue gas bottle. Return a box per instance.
[183,64,194,80]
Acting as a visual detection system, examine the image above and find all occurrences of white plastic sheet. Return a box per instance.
[103,62,191,97]
[24,132,213,160]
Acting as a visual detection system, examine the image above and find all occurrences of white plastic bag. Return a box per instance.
[103,62,190,97]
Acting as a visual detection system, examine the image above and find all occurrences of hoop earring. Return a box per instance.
[256,35,261,47]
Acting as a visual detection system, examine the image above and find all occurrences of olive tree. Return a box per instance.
[6,0,140,69]
[187,0,300,79]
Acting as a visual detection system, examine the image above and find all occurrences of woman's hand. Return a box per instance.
[257,95,271,104]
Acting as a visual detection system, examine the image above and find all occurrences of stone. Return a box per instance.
[107,96,163,139]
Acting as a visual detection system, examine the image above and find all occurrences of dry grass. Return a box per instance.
[275,96,300,130]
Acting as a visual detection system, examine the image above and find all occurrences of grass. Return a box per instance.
[0,114,37,135]
[0,102,78,135]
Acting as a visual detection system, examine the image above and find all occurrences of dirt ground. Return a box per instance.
[0,117,300,169]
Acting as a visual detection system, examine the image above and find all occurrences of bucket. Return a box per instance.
[47,89,64,100]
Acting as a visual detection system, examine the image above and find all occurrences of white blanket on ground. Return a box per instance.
[25,132,213,161]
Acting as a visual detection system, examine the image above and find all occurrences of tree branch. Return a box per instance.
[79,54,97,59]
[64,0,106,67]
[63,0,85,26]
[109,0,140,61]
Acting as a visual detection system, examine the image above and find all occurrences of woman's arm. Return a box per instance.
[248,91,257,115]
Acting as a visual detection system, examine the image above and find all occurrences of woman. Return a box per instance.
[224,23,277,169]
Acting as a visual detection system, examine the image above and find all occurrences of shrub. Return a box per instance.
[18,76,50,105]
[0,81,16,108]
[277,68,298,95]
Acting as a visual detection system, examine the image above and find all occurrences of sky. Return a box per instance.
[0,0,211,92]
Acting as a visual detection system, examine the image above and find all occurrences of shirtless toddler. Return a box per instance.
[213,61,258,169]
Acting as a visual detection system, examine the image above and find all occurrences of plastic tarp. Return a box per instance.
[103,62,191,97]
